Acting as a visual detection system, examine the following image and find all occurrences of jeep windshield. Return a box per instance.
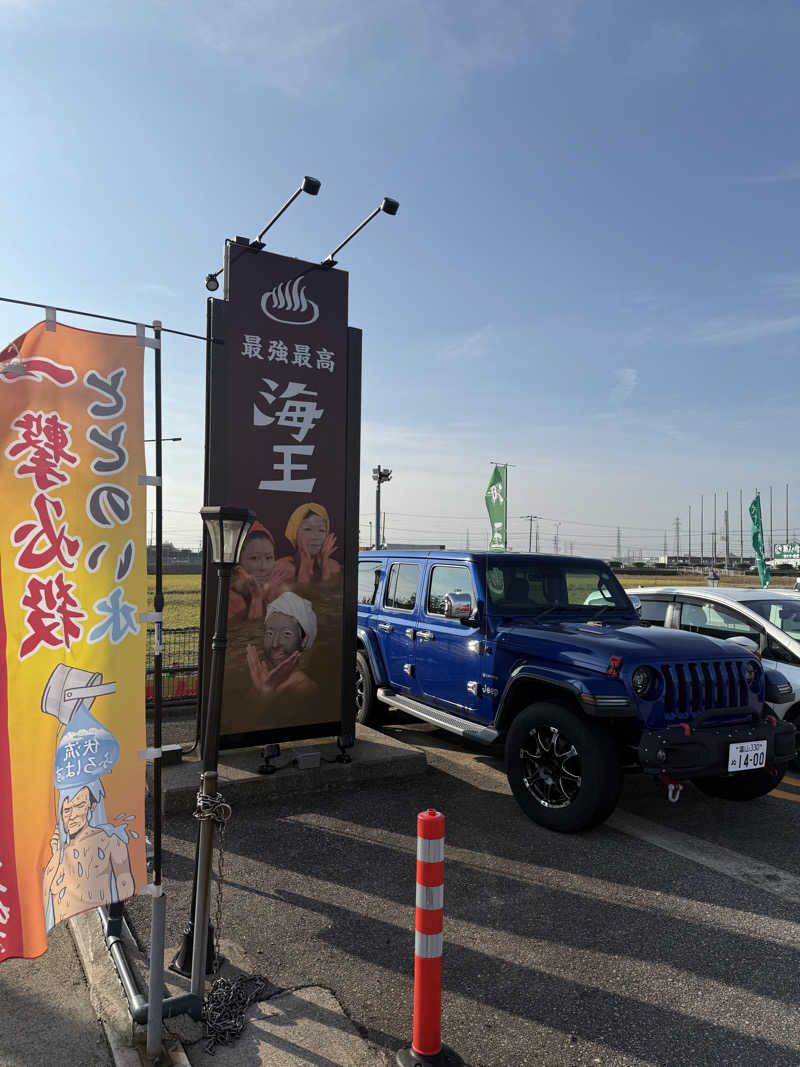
[486,560,634,618]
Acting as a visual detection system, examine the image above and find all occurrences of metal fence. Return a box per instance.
[146,627,200,705]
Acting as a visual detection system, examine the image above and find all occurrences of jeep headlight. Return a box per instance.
[744,660,760,688]
[632,665,657,698]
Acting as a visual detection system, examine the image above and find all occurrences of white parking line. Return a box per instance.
[609,810,800,904]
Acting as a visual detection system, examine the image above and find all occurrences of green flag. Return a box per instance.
[749,493,770,588]
[485,465,506,550]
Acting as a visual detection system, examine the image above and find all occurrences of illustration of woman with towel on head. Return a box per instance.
[278,502,340,585]
[229,521,293,621]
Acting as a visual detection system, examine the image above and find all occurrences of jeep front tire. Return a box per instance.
[505,702,622,832]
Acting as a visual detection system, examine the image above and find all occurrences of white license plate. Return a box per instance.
[728,740,767,772]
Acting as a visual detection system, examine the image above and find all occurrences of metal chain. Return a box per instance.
[213,816,226,974]
[203,973,275,1054]
[193,790,231,977]
[193,789,276,1054]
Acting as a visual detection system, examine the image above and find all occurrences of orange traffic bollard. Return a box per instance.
[397,809,460,1067]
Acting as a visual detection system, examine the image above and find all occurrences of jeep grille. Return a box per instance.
[659,660,750,720]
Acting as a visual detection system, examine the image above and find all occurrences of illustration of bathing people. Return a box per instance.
[279,503,340,585]
[246,591,318,699]
[229,521,293,621]
[40,666,135,930]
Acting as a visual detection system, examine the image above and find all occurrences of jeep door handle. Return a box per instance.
[378,622,393,632]
[416,630,435,642]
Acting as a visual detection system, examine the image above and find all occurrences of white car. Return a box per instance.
[628,586,800,726]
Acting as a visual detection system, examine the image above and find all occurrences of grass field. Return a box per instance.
[619,573,796,590]
[147,573,202,629]
[150,569,791,632]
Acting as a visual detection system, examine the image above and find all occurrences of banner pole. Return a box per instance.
[147,319,166,1057]
[504,464,508,551]
[152,320,164,887]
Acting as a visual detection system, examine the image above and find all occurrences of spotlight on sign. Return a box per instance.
[321,196,400,268]
[203,175,322,290]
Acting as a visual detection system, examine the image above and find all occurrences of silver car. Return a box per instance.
[628,585,800,727]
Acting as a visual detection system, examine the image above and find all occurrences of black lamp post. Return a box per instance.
[188,505,254,997]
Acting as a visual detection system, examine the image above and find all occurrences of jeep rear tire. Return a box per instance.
[692,764,785,801]
[355,650,379,725]
[505,702,622,832]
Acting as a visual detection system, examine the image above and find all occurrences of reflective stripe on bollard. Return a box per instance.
[398,808,461,1067]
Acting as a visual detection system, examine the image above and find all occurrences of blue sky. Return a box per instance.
[2,1,799,558]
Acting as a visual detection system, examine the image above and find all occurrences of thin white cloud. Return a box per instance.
[443,324,496,362]
[690,315,800,345]
[139,0,582,97]
[744,163,800,185]
[135,282,178,299]
[610,367,638,403]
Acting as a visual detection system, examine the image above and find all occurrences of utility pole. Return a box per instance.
[674,516,681,557]
[553,521,562,553]
[520,514,538,553]
[724,506,730,571]
[688,505,692,566]
[372,465,392,549]
[616,527,622,559]
[770,485,774,557]
[712,492,717,566]
[787,483,790,543]
[700,494,704,564]
[663,530,668,558]
[740,489,743,563]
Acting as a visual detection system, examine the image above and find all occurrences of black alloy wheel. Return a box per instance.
[520,725,582,809]
[505,701,621,832]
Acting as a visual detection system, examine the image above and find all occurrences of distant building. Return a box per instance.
[382,543,447,551]
[147,542,202,574]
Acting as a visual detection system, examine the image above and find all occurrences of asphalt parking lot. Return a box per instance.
[128,711,800,1067]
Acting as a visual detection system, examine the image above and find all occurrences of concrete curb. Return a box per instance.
[69,910,143,1066]
[153,723,427,814]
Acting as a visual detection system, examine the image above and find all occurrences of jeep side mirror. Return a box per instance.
[445,593,474,623]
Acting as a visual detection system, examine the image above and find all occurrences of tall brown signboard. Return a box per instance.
[203,240,360,746]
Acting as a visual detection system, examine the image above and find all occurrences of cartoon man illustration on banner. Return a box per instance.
[39,665,136,930]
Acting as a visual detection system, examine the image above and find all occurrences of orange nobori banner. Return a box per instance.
[0,321,147,962]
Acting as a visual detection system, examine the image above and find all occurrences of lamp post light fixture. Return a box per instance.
[188,505,255,997]
[372,465,392,549]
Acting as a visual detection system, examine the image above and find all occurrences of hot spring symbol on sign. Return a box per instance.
[40,665,137,931]
[261,275,319,326]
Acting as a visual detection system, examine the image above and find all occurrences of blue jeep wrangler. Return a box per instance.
[356,551,796,831]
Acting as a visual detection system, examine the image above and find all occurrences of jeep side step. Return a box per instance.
[376,688,499,744]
